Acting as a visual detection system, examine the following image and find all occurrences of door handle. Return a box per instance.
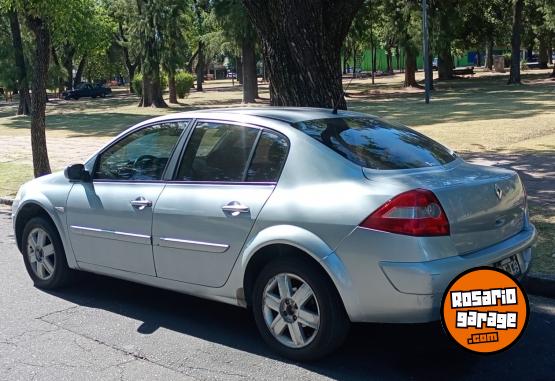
[130,197,153,210]
[221,201,250,216]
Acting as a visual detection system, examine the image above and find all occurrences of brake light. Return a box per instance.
[360,189,450,236]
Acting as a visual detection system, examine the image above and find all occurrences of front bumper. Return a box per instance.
[327,224,537,323]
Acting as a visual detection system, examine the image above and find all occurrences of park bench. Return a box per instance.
[452,67,475,76]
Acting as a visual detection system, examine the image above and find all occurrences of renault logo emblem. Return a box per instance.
[495,184,503,200]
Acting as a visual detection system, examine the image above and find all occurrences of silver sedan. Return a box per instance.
[11,108,537,360]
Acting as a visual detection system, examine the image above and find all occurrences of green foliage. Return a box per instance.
[160,72,168,90]
[132,73,143,96]
[47,64,65,92]
[175,71,194,98]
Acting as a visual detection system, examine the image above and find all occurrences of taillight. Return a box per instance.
[360,189,450,236]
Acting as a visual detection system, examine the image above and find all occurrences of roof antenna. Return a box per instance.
[332,73,355,114]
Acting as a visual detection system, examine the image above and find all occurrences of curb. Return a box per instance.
[0,197,13,206]
[0,194,553,298]
[524,272,555,299]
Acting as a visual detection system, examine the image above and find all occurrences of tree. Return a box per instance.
[51,0,112,89]
[242,0,364,109]
[508,0,525,84]
[214,0,258,103]
[135,0,169,107]
[191,0,212,92]
[8,9,30,115]
[26,11,52,176]
[160,2,191,104]
[105,0,141,92]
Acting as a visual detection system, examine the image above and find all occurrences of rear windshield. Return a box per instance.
[292,117,456,170]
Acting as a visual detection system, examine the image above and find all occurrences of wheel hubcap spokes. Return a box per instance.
[27,228,55,280]
[263,273,320,348]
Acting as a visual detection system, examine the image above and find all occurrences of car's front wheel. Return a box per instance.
[22,217,74,289]
[252,257,350,361]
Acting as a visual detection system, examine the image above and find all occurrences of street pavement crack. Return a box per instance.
[36,315,247,380]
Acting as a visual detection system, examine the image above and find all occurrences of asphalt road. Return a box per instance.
[1,206,554,381]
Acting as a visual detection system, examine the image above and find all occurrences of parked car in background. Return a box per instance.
[11,108,536,360]
[62,83,112,100]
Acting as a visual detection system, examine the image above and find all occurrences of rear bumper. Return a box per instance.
[328,224,537,323]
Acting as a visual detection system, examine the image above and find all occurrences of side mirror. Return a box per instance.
[64,164,91,182]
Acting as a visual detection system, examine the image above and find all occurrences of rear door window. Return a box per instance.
[292,117,456,170]
[177,122,259,182]
[246,131,288,182]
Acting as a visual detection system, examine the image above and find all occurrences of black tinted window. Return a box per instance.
[246,131,288,182]
[292,117,455,170]
[177,122,259,182]
[95,122,186,181]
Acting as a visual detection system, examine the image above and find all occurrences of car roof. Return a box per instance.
[143,107,373,126]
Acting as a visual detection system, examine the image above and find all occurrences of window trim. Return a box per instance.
[170,119,290,186]
[92,119,192,184]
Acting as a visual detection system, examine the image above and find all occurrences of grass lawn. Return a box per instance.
[0,68,553,273]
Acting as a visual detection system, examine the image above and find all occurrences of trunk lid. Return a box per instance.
[363,160,526,254]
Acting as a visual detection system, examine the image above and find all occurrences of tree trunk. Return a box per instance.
[62,45,75,90]
[396,46,401,71]
[74,56,86,87]
[139,69,166,107]
[385,46,392,74]
[353,47,357,79]
[486,40,494,70]
[196,41,204,91]
[118,22,138,93]
[372,46,377,81]
[186,49,198,73]
[236,56,243,84]
[26,15,52,177]
[128,64,136,93]
[404,48,418,87]
[242,36,258,103]
[438,47,453,80]
[8,9,31,115]
[137,7,167,108]
[243,0,363,109]
[427,54,434,90]
[538,36,548,69]
[140,71,153,106]
[526,46,533,62]
[168,69,178,104]
[548,33,553,64]
[508,0,524,84]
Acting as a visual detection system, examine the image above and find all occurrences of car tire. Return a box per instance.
[21,217,75,289]
[252,256,350,361]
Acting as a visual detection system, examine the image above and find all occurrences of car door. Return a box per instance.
[152,120,289,287]
[66,120,189,275]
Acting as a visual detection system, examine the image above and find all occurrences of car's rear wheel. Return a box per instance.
[252,257,350,361]
[22,217,74,289]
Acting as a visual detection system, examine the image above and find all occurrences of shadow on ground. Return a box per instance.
[42,271,555,380]
[349,73,555,127]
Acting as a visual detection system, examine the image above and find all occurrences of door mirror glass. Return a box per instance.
[64,164,91,182]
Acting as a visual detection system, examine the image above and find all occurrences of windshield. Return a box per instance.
[292,117,456,170]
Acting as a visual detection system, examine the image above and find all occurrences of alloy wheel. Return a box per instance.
[262,273,320,349]
[27,227,56,280]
